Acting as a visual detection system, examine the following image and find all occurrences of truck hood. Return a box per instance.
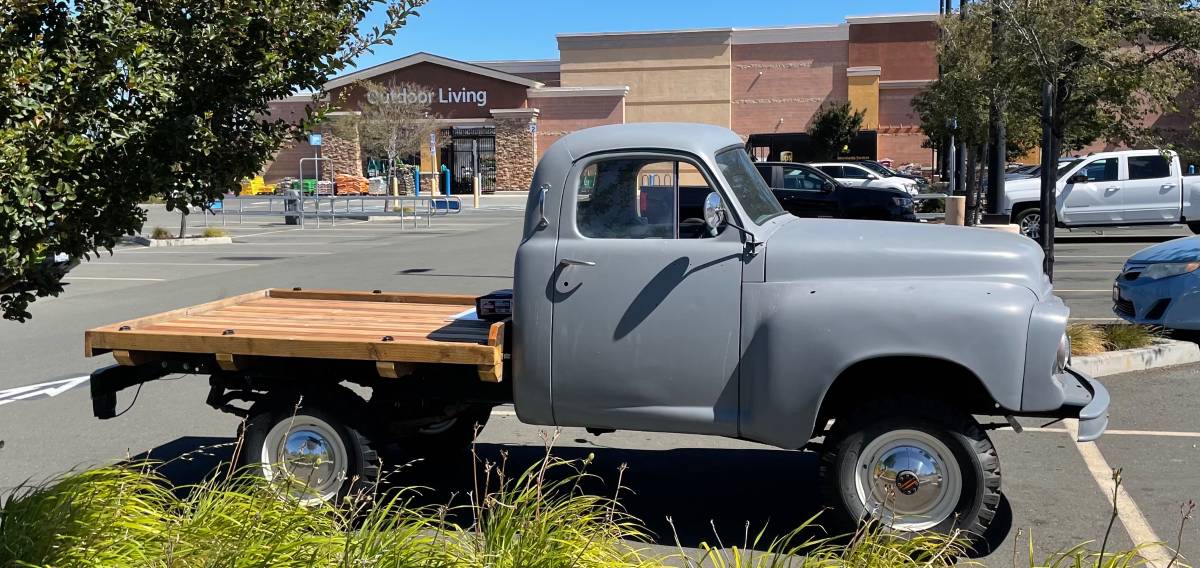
[764,218,1051,297]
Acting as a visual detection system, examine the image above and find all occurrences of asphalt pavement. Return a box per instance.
[0,204,1196,566]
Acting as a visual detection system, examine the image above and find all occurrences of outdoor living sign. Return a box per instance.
[367,86,488,107]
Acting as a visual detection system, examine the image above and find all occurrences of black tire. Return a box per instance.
[819,398,1001,547]
[1013,206,1042,239]
[1188,222,1200,235]
[398,405,492,460]
[238,389,379,506]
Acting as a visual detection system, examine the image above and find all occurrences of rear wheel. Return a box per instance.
[239,392,379,506]
[819,399,1001,545]
[398,405,492,460]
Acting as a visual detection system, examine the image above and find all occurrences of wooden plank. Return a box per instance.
[86,328,499,365]
[143,321,489,343]
[176,314,491,334]
[239,298,470,317]
[478,319,508,383]
[192,309,486,328]
[215,353,247,371]
[85,289,270,356]
[112,350,163,367]
[267,289,476,306]
[376,362,414,379]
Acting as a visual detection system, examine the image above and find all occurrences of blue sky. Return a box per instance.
[349,0,937,70]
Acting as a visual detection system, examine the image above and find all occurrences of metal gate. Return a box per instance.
[450,127,496,194]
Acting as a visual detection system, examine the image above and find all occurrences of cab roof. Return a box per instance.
[553,123,745,161]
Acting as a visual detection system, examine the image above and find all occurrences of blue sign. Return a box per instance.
[308,133,323,147]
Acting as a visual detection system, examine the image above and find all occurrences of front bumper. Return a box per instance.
[1056,366,1110,442]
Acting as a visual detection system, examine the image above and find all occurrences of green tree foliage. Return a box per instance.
[917,0,1200,162]
[0,0,425,320]
[808,102,865,161]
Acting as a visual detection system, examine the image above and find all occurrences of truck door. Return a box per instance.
[1120,153,1180,223]
[1060,157,1122,225]
[550,153,745,436]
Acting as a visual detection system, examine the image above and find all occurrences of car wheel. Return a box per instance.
[1014,207,1042,240]
[399,405,492,461]
[240,395,379,506]
[1188,222,1200,235]
[820,399,1001,547]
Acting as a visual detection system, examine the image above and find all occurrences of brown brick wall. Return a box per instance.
[494,116,537,191]
[877,133,931,166]
[731,41,849,136]
[879,87,922,127]
[848,22,938,82]
[535,95,625,159]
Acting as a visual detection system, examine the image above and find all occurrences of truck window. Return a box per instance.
[1077,158,1118,182]
[1127,155,1171,180]
[715,148,785,225]
[576,158,722,239]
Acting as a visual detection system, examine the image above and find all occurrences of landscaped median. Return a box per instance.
[1068,323,1200,377]
[0,448,1182,567]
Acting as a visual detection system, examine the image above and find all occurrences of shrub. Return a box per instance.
[201,227,228,238]
[1069,322,1107,356]
[1103,324,1161,352]
[149,227,173,240]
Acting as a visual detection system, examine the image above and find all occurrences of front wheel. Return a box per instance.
[819,400,1001,544]
[1014,207,1042,240]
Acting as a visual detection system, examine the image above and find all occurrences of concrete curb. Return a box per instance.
[1071,339,1200,377]
[128,236,234,247]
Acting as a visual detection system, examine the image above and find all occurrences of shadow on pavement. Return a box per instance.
[139,436,1012,557]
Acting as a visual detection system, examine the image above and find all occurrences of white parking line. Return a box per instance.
[233,228,300,238]
[0,376,91,406]
[1056,255,1133,259]
[114,250,332,255]
[63,276,166,282]
[1064,420,1173,567]
[82,262,260,267]
[1054,289,1110,293]
[1056,269,1120,273]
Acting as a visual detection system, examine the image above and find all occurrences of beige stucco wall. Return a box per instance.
[558,30,732,128]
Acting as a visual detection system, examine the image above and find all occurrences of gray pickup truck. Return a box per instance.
[86,123,1108,543]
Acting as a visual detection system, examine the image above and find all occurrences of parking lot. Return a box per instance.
[0,204,1196,565]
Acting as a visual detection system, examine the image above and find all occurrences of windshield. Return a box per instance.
[859,161,894,177]
[716,148,785,225]
[1056,159,1083,179]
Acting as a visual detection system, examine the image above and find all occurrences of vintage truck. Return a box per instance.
[85,123,1108,542]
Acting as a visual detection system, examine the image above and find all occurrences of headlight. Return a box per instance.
[1056,332,1071,373]
[1141,262,1200,280]
[892,196,913,208]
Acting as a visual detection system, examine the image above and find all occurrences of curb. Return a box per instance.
[1071,339,1200,377]
[128,236,234,247]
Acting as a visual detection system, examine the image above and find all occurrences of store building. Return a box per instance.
[263,13,939,192]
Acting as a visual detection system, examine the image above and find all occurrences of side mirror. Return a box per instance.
[822,181,836,192]
[1067,174,1088,184]
[703,192,726,235]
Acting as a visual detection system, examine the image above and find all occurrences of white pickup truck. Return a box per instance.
[1001,149,1200,239]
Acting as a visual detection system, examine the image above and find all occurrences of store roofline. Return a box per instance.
[324,52,544,91]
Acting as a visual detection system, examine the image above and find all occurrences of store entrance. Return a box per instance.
[441,126,496,194]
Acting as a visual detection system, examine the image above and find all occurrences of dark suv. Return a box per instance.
[753,162,917,222]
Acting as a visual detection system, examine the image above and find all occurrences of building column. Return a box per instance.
[846,66,881,130]
[490,108,540,191]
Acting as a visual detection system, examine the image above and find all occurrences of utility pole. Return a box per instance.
[1039,80,1056,280]
[984,0,1007,223]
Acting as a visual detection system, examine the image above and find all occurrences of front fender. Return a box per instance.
[739,279,1036,449]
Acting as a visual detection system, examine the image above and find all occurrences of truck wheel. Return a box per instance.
[819,400,1000,545]
[239,395,379,506]
[400,405,492,460]
[1014,207,1042,239]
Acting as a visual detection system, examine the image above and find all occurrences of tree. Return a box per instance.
[808,102,865,161]
[0,0,426,321]
[351,80,444,182]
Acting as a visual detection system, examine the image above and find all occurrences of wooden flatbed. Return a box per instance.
[84,288,508,382]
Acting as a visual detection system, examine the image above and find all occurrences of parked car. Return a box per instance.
[856,160,930,192]
[1113,235,1200,329]
[811,162,921,196]
[1001,149,1200,239]
[753,161,917,221]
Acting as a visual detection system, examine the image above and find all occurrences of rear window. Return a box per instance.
[1127,155,1171,180]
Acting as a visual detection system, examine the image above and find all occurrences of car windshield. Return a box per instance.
[859,161,894,177]
[716,148,785,225]
[1056,159,1083,179]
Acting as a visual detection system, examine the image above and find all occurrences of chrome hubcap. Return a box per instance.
[1019,213,1041,239]
[854,430,962,531]
[261,416,348,504]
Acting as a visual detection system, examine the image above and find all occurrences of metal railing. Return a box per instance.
[204,194,462,229]
[912,193,947,221]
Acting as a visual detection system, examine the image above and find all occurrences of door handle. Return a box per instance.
[1104,186,1120,193]
[559,258,596,268]
[1162,184,1177,190]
